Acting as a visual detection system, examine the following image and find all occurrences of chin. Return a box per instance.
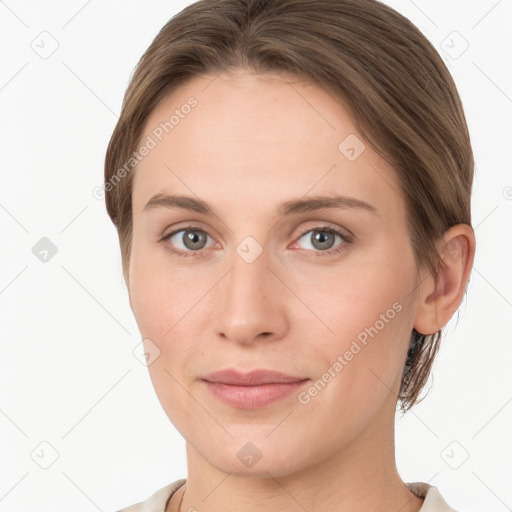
[188,429,319,479]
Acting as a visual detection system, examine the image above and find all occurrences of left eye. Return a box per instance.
[295,228,349,253]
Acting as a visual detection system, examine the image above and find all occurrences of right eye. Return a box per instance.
[163,226,216,257]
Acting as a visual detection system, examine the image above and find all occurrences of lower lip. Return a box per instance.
[202,380,309,409]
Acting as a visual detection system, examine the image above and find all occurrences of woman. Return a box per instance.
[104,0,475,510]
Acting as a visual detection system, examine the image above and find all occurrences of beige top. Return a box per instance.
[116,479,459,512]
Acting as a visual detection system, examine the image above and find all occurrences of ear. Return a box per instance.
[413,224,476,335]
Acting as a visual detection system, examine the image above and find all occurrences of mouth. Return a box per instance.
[201,369,310,409]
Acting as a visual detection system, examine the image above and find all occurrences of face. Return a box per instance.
[128,70,422,477]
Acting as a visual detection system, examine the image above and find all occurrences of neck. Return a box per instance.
[177,400,423,512]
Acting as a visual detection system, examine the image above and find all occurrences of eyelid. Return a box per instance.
[162,220,219,242]
[162,221,353,243]
[293,221,354,242]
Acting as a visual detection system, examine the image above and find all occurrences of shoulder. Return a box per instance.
[115,479,458,512]
[407,481,459,512]
[114,479,187,512]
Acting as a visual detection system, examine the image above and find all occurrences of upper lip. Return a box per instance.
[202,369,309,386]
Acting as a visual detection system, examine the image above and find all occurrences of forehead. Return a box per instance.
[132,70,403,220]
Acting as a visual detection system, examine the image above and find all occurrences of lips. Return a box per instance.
[201,369,310,409]
[202,368,308,386]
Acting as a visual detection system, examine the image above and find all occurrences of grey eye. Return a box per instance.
[169,229,212,252]
[297,230,343,251]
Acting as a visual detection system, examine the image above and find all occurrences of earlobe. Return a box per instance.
[414,224,476,335]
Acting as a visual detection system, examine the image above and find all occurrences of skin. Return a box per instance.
[127,69,475,512]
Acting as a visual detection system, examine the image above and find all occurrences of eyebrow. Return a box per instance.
[143,193,378,216]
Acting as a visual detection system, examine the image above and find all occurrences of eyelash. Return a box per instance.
[161,224,354,258]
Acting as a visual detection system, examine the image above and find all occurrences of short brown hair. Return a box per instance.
[104,0,474,413]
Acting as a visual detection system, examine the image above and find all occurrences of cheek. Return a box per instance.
[128,237,215,393]
[289,264,417,446]
[129,233,196,338]
[298,251,417,387]
[128,248,203,430]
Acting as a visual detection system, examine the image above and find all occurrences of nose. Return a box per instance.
[211,244,289,346]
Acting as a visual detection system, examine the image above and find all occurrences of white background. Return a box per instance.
[1,1,511,511]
